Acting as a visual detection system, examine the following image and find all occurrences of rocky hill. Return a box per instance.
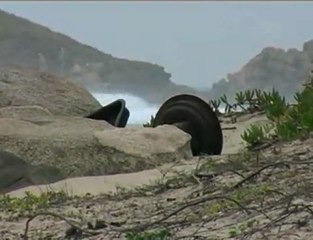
[2,8,313,105]
[0,9,204,104]
[209,41,313,102]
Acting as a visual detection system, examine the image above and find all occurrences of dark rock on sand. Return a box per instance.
[0,150,64,193]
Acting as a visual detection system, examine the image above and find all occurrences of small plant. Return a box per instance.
[235,91,247,112]
[244,89,255,107]
[126,228,172,240]
[228,226,242,238]
[220,94,236,114]
[209,98,221,114]
[143,115,156,127]
[241,124,270,147]
[228,220,257,238]
[274,76,313,140]
[239,75,313,146]
[263,88,287,122]
[275,120,299,141]
[254,89,266,110]
[211,87,291,116]
[205,183,275,218]
[231,183,274,203]
[0,190,69,217]
[235,91,245,105]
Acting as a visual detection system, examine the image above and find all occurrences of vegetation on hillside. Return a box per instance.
[240,75,313,148]
[144,73,313,153]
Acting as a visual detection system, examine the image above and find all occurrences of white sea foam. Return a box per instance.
[92,92,159,125]
[92,92,229,125]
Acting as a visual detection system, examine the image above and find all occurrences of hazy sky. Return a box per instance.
[1,1,313,89]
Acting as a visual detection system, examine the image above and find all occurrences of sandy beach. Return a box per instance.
[7,113,268,198]
[2,112,313,240]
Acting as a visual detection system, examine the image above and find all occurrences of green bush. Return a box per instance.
[262,88,287,122]
[0,190,68,216]
[274,77,313,140]
[241,75,313,145]
[241,124,273,147]
[143,76,313,146]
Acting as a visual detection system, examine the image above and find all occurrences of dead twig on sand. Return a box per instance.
[22,212,104,240]
[249,139,279,152]
[21,144,313,239]
[231,161,290,189]
[119,194,251,233]
[22,194,250,238]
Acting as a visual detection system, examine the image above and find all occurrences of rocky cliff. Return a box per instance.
[209,41,313,102]
[0,9,202,104]
[2,8,313,105]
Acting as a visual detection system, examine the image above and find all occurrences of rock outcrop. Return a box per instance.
[0,67,101,116]
[0,150,64,193]
[0,116,192,178]
[209,42,313,102]
[0,67,193,193]
[0,105,53,119]
[0,9,204,104]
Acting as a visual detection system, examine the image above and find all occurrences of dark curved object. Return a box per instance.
[86,99,130,127]
[153,94,223,156]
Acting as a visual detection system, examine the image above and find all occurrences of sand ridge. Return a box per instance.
[7,113,268,198]
[2,112,313,240]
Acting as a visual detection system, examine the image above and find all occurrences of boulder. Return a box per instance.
[0,150,29,192]
[0,105,52,119]
[0,67,101,116]
[0,150,64,193]
[0,117,192,178]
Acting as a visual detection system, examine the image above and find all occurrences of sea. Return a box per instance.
[92,92,159,125]
[91,92,226,125]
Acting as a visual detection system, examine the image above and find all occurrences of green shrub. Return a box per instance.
[241,124,272,147]
[275,120,299,140]
[262,88,287,122]
[274,77,313,140]
[241,75,313,145]
[0,190,68,215]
